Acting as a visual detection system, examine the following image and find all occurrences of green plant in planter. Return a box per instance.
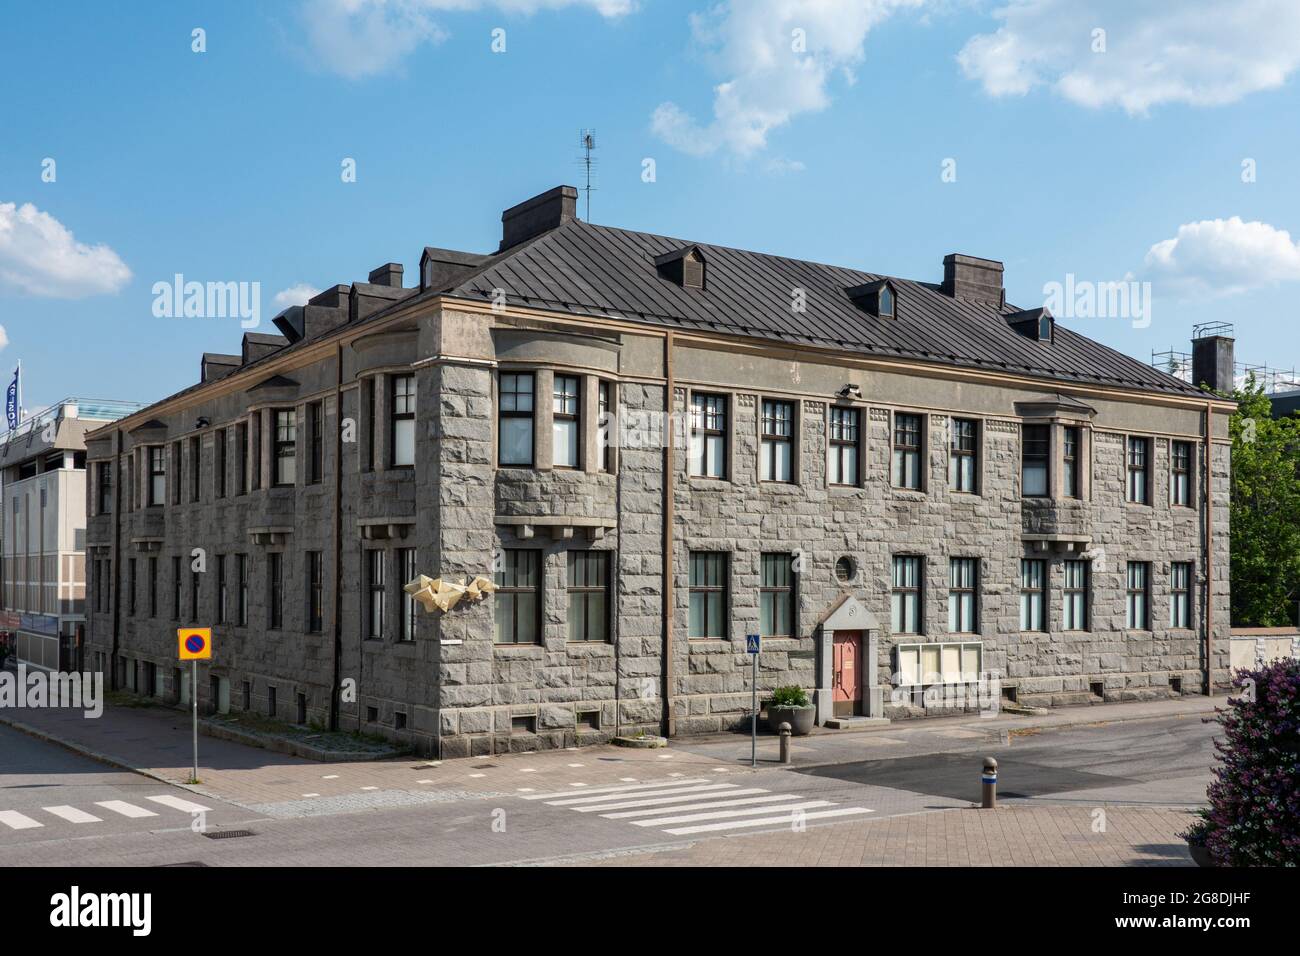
[770,685,810,708]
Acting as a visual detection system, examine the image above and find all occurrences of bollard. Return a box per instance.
[981,756,998,809]
[779,722,792,765]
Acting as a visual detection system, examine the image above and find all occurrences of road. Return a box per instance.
[0,714,1216,866]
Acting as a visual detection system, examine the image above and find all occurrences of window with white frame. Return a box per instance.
[1126,561,1150,629]
[273,409,296,486]
[553,374,581,469]
[1171,562,1192,628]
[828,406,859,486]
[498,373,535,466]
[760,399,794,482]
[948,558,978,633]
[896,641,982,686]
[1063,559,1089,630]
[1020,559,1046,631]
[891,555,923,634]
[689,393,727,479]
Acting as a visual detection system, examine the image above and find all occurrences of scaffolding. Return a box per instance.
[1151,324,1300,394]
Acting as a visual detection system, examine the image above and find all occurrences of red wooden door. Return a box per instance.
[832,630,863,716]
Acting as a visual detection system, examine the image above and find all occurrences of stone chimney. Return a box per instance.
[367,263,404,288]
[1192,332,1235,393]
[500,185,578,251]
[942,253,1005,308]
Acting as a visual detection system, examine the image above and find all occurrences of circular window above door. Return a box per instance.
[834,556,857,584]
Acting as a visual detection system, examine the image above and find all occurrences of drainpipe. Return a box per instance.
[661,332,676,738]
[1204,400,1214,697]
[329,344,343,730]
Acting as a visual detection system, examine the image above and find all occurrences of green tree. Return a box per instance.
[1228,377,1300,626]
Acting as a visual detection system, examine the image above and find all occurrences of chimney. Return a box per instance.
[1192,332,1235,394]
[500,185,578,251]
[942,253,1005,308]
[367,263,404,288]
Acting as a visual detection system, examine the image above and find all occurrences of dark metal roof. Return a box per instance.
[449,219,1204,398]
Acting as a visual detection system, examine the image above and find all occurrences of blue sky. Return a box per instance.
[2,0,1299,411]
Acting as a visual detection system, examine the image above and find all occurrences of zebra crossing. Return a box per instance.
[0,795,210,833]
[520,776,872,836]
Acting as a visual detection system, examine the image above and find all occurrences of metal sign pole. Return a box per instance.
[751,652,757,768]
[191,659,199,782]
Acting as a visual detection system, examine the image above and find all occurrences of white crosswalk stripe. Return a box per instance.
[524,777,873,837]
[0,795,216,835]
[95,800,158,819]
[0,810,43,830]
[43,805,102,824]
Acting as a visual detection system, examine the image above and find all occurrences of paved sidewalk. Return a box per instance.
[0,694,1220,819]
[554,805,1198,867]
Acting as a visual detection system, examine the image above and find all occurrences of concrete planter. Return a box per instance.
[766,705,815,736]
[1187,841,1215,868]
[612,734,668,749]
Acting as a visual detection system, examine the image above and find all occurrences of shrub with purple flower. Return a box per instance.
[1184,659,1299,866]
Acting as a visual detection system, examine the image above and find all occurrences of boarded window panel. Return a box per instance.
[961,644,981,679]
[941,644,962,683]
[899,647,920,686]
[921,645,941,684]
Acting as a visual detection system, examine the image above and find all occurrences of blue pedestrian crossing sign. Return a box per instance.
[745,634,761,655]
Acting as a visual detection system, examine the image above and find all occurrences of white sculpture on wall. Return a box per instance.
[404,574,497,613]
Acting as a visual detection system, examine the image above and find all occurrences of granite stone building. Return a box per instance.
[84,185,1234,757]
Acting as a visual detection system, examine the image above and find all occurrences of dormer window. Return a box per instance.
[655,246,706,290]
[1007,307,1053,342]
[846,279,897,319]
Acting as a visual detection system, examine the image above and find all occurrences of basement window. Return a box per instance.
[511,715,537,735]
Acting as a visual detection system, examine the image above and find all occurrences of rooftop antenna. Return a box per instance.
[577,129,597,221]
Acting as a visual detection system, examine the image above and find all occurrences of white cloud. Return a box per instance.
[0,202,132,298]
[299,0,635,79]
[959,0,1300,115]
[273,283,323,310]
[1143,217,1300,296]
[0,326,9,351]
[651,0,922,159]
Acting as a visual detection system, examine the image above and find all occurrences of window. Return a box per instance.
[1171,441,1192,506]
[364,378,377,472]
[551,374,581,469]
[309,401,324,483]
[250,413,262,491]
[948,558,978,633]
[273,409,296,486]
[1126,437,1149,504]
[891,556,922,634]
[760,553,795,639]
[1020,559,1046,631]
[268,552,283,629]
[237,554,248,627]
[760,399,794,482]
[215,428,227,498]
[171,556,181,620]
[597,381,612,473]
[366,550,385,639]
[689,393,727,479]
[148,556,158,617]
[148,447,166,506]
[834,556,857,585]
[892,413,922,489]
[391,376,415,467]
[494,550,540,644]
[1126,562,1150,629]
[97,461,112,514]
[1171,562,1192,628]
[1063,560,1089,630]
[190,569,200,623]
[878,286,894,318]
[308,551,324,634]
[216,555,227,624]
[567,551,609,642]
[688,552,728,639]
[171,442,182,504]
[1062,426,1081,498]
[896,641,982,686]
[397,548,416,641]
[498,373,535,466]
[188,436,201,502]
[235,423,248,495]
[128,559,137,615]
[828,406,860,486]
[949,418,977,493]
[1021,425,1049,497]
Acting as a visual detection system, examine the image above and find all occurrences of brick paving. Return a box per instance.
[558,805,1197,867]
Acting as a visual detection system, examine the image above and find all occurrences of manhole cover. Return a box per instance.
[202,829,257,840]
